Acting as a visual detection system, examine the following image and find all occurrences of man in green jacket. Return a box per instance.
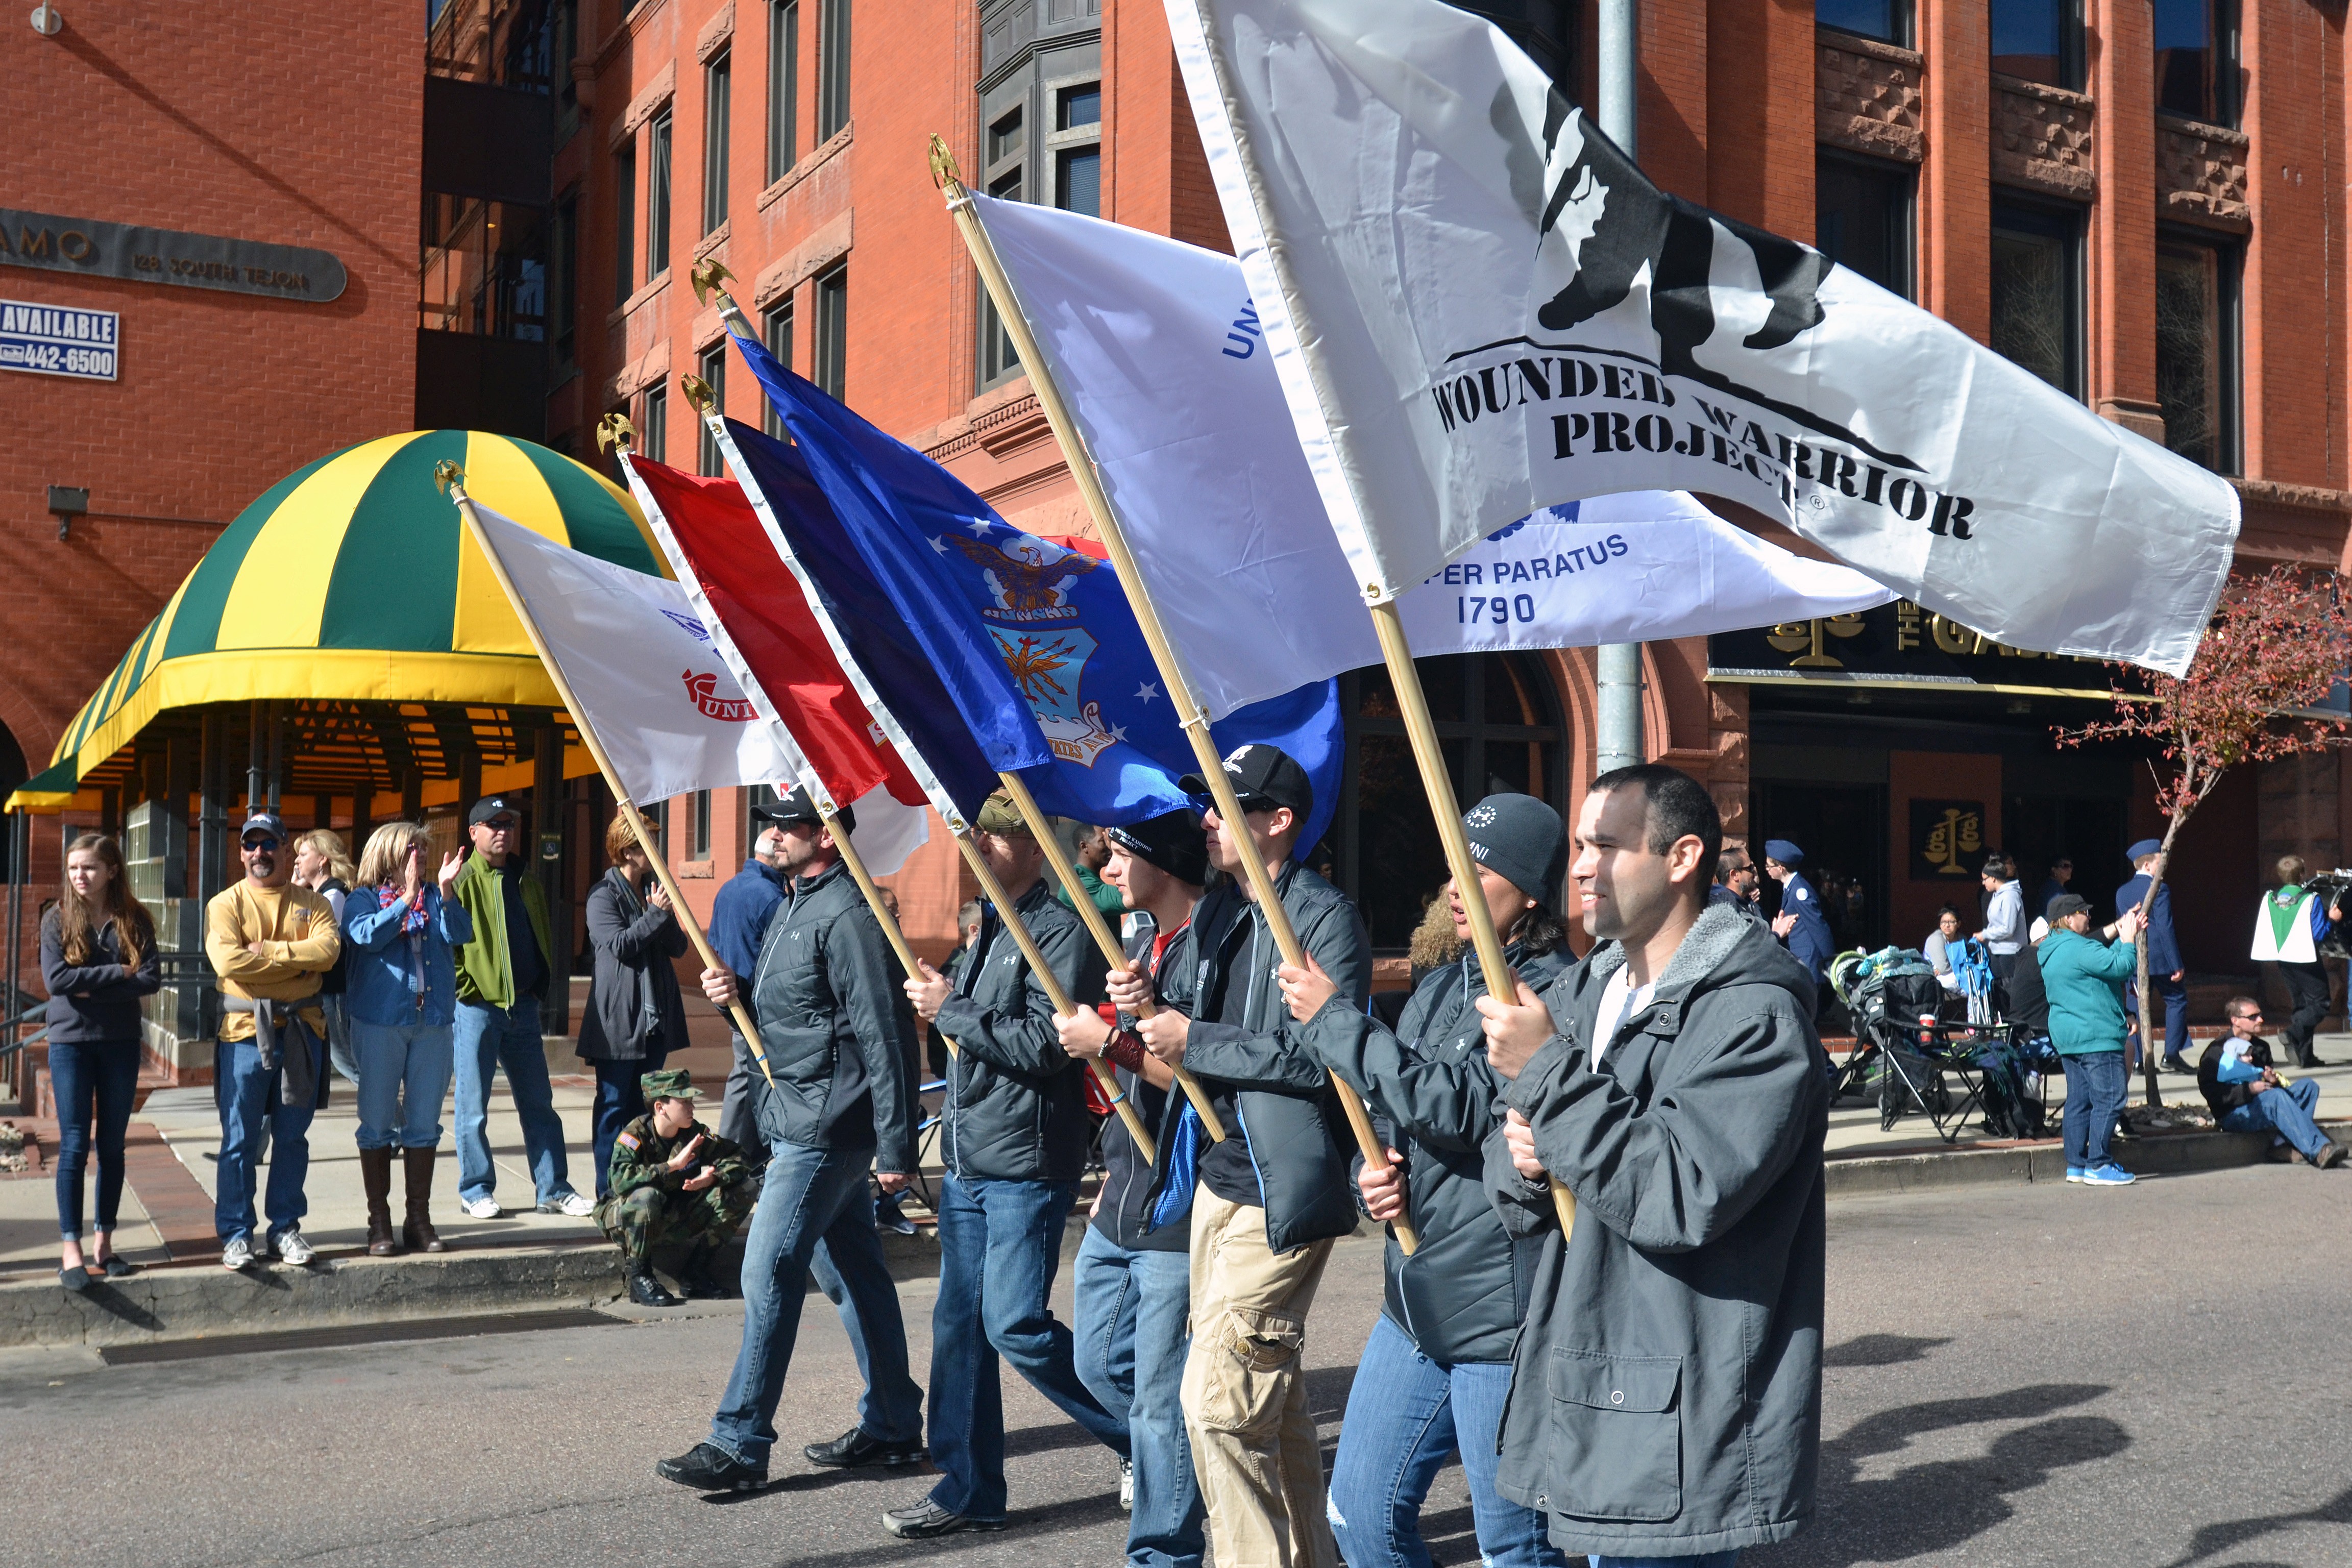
[449,796,591,1219]
[2039,893,2147,1187]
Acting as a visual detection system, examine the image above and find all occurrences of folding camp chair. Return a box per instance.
[1873,1016,1988,1142]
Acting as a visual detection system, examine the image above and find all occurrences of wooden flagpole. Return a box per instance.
[436,461,774,1090]
[925,140,1424,1252]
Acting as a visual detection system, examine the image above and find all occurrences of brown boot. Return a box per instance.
[402,1146,449,1253]
[361,1147,399,1257]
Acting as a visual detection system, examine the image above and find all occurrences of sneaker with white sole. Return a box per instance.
[538,1192,595,1217]
[460,1195,502,1220]
[274,1230,317,1266]
[220,1235,253,1270]
[1118,1458,1134,1512]
[2080,1163,2136,1187]
[2064,1167,2086,1183]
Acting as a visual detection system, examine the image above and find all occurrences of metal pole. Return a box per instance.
[1595,0,1643,776]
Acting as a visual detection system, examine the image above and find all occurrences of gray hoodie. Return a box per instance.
[1486,901,1827,1557]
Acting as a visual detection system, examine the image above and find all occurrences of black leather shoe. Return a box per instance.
[2161,1057,2195,1076]
[627,1266,681,1308]
[656,1441,770,1492]
[806,1426,927,1468]
[880,1499,1006,1539]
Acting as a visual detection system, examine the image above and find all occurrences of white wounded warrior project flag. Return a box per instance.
[972,193,1889,715]
[1161,0,2239,675]
[469,504,802,807]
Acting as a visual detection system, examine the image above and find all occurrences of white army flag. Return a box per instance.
[1160,0,2239,675]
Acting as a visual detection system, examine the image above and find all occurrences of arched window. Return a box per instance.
[1332,652,1568,949]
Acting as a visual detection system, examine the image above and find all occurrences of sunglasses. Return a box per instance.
[241,836,281,852]
[479,817,518,831]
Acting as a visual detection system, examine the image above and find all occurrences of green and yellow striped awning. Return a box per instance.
[9,430,670,812]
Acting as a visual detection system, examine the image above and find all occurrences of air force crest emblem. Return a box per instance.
[953,529,1123,768]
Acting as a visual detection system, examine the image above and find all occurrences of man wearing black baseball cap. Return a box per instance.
[1119,744,1368,1567]
[1054,809,1212,1564]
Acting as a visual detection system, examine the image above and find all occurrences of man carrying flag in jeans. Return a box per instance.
[1124,746,1369,1568]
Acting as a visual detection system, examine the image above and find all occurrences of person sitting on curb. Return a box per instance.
[2199,997,2346,1169]
[598,1068,757,1307]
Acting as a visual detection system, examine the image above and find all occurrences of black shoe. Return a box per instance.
[2161,1057,2195,1076]
[880,1500,1006,1539]
[2316,1143,2347,1170]
[59,1265,88,1293]
[655,1441,770,1492]
[678,1244,737,1301]
[100,1256,135,1279]
[627,1266,681,1308]
[806,1426,927,1468]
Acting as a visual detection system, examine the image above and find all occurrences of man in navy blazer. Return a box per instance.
[2116,839,2190,1073]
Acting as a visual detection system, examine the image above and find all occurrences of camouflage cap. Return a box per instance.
[973,791,1032,837]
[640,1067,700,1102]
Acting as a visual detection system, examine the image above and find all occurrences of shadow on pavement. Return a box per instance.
[1821,1332,1954,1367]
[2160,1481,2352,1567]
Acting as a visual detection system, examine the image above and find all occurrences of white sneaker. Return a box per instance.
[1118,1459,1134,1512]
[275,1230,317,1266]
[460,1195,502,1219]
[220,1235,253,1270]
[541,1192,595,1217]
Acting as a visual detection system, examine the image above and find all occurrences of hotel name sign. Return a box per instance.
[1708,601,2112,692]
[0,208,346,303]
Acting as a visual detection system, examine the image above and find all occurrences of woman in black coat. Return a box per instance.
[41,834,162,1291]
[578,814,691,1199]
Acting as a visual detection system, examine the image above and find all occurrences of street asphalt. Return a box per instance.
[7,1162,2348,1568]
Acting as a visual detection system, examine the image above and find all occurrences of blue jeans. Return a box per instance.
[2061,1049,2128,1170]
[214,1025,323,1244]
[2222,1077,2332,1160]
[1075,1224,1205,1568]
[708,1139,923,1467]
[451,997,574,1206]
[589,1051,665,1200]
[352,1019,454,1149]
[51,1037,140,1238]
[1589,1555,1738,1567]
[1329,1313,1567,1568]
[930,1174,1129,1520]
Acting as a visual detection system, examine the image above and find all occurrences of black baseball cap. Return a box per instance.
[2046,893,2090,923]
[753,785,853,835]
[468,796,525,829]
[1105,810,1211,888]
[239,810,287,844]
[1180,743,1313,819]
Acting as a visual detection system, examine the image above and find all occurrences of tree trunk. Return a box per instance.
[2135,818,2187,1109]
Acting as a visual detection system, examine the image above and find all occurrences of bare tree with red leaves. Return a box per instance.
[2055,565,2352,1106]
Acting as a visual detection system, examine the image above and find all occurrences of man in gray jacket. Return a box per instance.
[1127,744,1368,1568]
[889,792,1127,1539]
[655,788,924,1494]
[1477,764,1827,1565]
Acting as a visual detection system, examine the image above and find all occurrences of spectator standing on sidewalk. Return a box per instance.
[1763,839,1834,992]
[293,829,358,1085]
[2199,997,2345,1168]
[2250,857,2339,1069]
[205,810,341,1270]
[2116,840,2190,1074]
[2039,893,2147,1187]
[1974,854,2026,986]
[449,796,591,1220]
[1054,821,1129,918]
[342,823,472,1256]
[1709,846,1766,926]
[42,834,160,1292]
[709,803,790,1149]
[579,815,691,1200]
[2036,859,2075,928]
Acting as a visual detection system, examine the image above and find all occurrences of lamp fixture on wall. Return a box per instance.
[48,485,87,540]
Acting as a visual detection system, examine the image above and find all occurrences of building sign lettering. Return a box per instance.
[1709,601,2113,693]
[0,299,118,381]
[0,208,347,303]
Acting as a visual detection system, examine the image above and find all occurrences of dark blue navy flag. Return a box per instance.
[726,324,1344,842]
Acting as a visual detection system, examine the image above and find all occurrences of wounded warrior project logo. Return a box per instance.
[945,523,1123,767]
[681,670,755,722]
[1427,90,1979,542]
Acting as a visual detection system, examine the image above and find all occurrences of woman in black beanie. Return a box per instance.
[1281,793,1575,1568]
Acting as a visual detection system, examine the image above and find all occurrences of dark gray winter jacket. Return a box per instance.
[1487,901,1828,1557]
[742,860,920,1175]
[932,876,1108,1183]
[1305,942,1567,1365]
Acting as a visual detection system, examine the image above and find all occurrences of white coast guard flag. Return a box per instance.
[1159,0,2238,676]
[972,193,1891,716]
[473,505,925,876]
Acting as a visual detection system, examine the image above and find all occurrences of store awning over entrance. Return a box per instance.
[5,430,669,813]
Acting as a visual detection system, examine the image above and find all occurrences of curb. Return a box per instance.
[1822,1119,2345,1198]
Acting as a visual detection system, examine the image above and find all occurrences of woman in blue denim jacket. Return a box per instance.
[342,822,473,1256]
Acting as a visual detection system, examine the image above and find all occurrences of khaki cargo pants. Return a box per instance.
[1181,1187,1339,1568]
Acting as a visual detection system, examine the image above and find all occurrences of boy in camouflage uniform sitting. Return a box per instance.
[598,1068,756,1307]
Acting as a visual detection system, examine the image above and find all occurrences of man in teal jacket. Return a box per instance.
[2038,893,2147,1187]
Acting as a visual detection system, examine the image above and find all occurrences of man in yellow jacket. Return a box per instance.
[205,810,341,1270]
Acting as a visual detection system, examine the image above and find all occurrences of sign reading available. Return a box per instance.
[0,299,116,381]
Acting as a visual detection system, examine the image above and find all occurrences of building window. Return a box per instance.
[2154,233,2240,474]
[1818,0,1909,47]
[2156,0,2239,125]
[1991,0,2082,88]
[690,789,713,860]
[818,0,850,140]
[762,302,793,437]
[646,106,673,280]
[1988,194,2082,400]
[975,17,1101,390]
[703,52,731,234]
[551,194,579,367]
[1052,81,1102,217]
[813,265,847,398]
[642,384,668,464]
[768,0,799,180]
[1815,154,1914,301]
[695,344,729,476]
[1336,652,1566,949]
[614,141,635,305]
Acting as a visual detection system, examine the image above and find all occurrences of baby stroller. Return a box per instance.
[1828,947,1948,1114]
